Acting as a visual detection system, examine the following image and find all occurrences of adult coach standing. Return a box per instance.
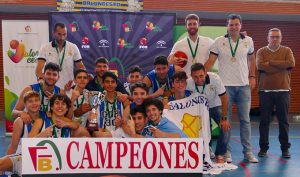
[168,14,214,75]
[36,22,86,89]
[205,14,258,163]
[256,28,295,158]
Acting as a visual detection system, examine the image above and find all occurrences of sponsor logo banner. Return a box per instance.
[2,20,49,133]
[57,0,144,12]
[22,138,203,174]
[49,12,175,83]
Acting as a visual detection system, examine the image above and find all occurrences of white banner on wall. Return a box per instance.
[2,20,49,133]
[22,138,203,174]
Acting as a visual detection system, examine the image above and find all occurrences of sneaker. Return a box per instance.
[281,149,291,158]
[244,152,259,163]
[258,150,267,157]
[209,147,215,159]
[225,151,232,163]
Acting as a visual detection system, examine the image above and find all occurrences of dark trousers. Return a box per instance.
[259,91,291,151]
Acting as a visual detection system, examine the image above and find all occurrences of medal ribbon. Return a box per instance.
[76,94,85,108]
[187,37,199,61]
[195,83,206,94]
[50,118,62,138]
[228,36,240,58]
[55,44,66,70]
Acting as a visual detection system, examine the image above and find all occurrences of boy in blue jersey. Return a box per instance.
[163,71,192,108]
[29,94,83,138]
[143,55,182,99]
[12,62,65,123]
[142,98,187,138]
[6,91,42,155]
[93,72,130,136]
[0,94,86,176]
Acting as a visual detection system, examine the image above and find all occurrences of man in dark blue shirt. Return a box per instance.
[86,57,128,95]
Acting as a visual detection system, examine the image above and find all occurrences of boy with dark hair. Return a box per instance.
[67,69,92,127]
[93,72,130,135]
[30,93,82,138]
[143,55,181,99]
[163,71,192,106]
[125,65,143,95]
[130,81,149,110]
[142,98,187,138]
[12,62,64,123]
[86,57,128,95]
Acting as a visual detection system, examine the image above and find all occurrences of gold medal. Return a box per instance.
[231,57,236,62]
[192,58,196,64]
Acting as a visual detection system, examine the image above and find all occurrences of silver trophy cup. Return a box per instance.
[85,90,105,131]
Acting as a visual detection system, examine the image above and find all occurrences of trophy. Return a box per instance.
[85,90,105,131]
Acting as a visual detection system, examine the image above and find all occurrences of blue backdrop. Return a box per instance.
[49,12,175,82]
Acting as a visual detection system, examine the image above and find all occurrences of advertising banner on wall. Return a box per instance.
[49,12,175,82]
[22,138,203,175]
[57,0,143,12]
[2,20,49,134]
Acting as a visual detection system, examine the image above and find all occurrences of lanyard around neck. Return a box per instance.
[187,37,199,59]
[76,94,85,108]
[55,44,66,70]
[228,36,240,57]
[195,83,206,94]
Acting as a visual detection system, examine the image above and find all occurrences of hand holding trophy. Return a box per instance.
[85,90,105,131]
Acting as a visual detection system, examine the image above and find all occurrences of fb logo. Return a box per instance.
[28,140,62,172]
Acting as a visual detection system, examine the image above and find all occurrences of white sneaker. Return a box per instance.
[225,151,232,163]
[244,152,259,163]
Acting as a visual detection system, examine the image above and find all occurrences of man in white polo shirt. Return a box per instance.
[187,63,231,163]
[204,14,258,163]
[36,22,86,89]
[168,14,214,76]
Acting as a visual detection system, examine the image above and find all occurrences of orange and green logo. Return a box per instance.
[117,38,133,49]
[29,140,62,172]
[146,22,162,32]
[92,20,108,31]
[7,40,39,63]
[7,40,25,63]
